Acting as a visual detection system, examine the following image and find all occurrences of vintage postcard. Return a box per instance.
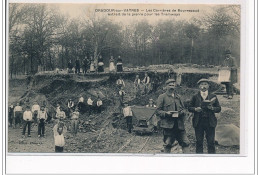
[7,2,241,155]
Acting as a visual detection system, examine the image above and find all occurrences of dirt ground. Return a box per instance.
[7,71,240,154]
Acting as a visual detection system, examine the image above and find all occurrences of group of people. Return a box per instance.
[8,94,104,152]
[8,101,49,138]
[9,50,237,154]
[156,78,221,154]
[116,71,160,100]
[67,55,123,74]
[155,50,237,154]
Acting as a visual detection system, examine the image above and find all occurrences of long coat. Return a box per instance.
[156,92,185,130]
[188,92,221,128]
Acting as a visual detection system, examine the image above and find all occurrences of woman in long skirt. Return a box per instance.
[109,56,116,72]
[97,55,104,72]
[116,56,123,72]
[90,56,95,72]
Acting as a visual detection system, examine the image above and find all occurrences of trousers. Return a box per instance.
[222,82,233,96]
[22,121,31,135]
[163,125,190,153]
[38,119,45,136]
[125,116,133,133]
[194,117,216,154]
[71,119,79,135]
[55,146,64,152]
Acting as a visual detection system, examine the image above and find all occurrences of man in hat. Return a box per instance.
[146,98,156,108]
[156,79,190,153]
[31,101,40,125]
[142,72,151,94]
[123,102,133,133]
[222,50,237,99]
[188,78,221,154]
[67,99,75,118]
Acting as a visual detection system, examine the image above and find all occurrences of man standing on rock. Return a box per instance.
[156,79,190,153]
[188,78,221,154]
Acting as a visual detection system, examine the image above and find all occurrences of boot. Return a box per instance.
[164,147,171,153]
[182,146,191,154]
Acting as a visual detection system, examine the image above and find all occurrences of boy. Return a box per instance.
[22,106,33,137]
[146,98,157,108]
[188,78,221,154]
[96,96,103,113]
[87,96,93,115]
[14,102,23,129]
[123,102,133,133]
[142,72,151,94]
[71,108,80,136]
[8,104,14,127]
[116,76,125,88]
[32,101,40,125]
[38,106,48,137]
[78,95,84,112]
[67,99,75,117]
[55,107,66,123]
[53,121,67,152]
[118,86,126,107]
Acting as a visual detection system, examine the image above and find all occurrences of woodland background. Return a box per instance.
[8,4,240,77]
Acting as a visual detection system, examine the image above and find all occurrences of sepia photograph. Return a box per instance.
[7,3,241,154]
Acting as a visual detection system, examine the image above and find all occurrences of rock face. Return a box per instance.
[215,124,240,146]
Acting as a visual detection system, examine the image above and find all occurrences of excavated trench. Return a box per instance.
[12,71,222,131]
[8,71,241,153]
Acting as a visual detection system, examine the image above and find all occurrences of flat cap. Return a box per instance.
[225,49,231,54]
[165,79,176,85]
[197,78,210,85]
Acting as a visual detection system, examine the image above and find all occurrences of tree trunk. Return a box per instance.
[10,56,14,79]
[190,38,193,63]
[94,40,99,68]
[23,55,26,74]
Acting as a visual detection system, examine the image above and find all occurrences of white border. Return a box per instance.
[3,0,256,174]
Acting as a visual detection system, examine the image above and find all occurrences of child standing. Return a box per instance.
[55,107,66,123]
[71,108,79,136]
[53,122,67,152]
[38,106,47,138]
[123,102,133,133]
[22,106,33,137]
[14,102,23,129]
[96,96,103,113]
[8,104,14,127]
[31,101,40,125]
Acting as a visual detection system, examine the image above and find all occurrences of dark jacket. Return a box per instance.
[188,92,221,128]
[156,92,185,130]
[223,56,238,83]
[76,59,80,68]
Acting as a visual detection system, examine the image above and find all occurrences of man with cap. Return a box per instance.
[221,50,238,99]
[188,78,221,154]
[156,79,190,153]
